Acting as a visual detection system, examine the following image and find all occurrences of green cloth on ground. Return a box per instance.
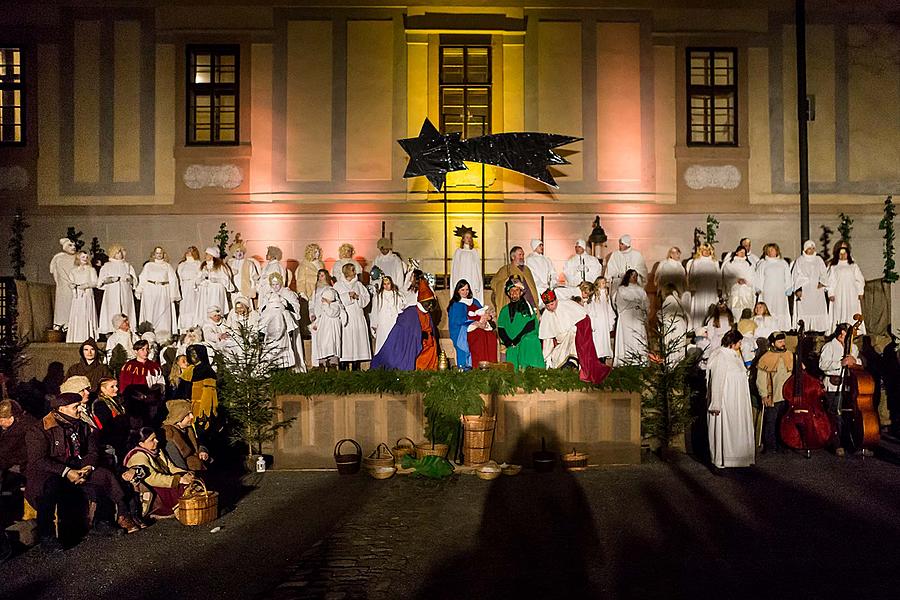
[400,454,455,479]
[497,301,545,371]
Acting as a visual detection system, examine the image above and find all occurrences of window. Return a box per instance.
[687,48,737,146]
[440,46,491,138]
[0,48,24,144]
[187,45,239,145]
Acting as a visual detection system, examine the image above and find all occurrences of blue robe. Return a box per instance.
[371,306,422,371]
[448,299,481,370]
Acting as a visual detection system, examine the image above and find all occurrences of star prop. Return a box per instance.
[398,118,582,191]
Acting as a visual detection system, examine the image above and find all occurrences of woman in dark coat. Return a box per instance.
[65,338,112,392]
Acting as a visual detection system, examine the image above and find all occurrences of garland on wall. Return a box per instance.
[879,195,898,284]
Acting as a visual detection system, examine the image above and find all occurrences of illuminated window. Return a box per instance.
[187,45,239,145]
[440,46,491,138]
[687,48,737,146]
[0,47,24,145]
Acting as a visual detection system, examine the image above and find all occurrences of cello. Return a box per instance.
[836,314,880,454]
[780,320,835,458]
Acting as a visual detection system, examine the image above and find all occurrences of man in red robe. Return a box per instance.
[415,279,439,370]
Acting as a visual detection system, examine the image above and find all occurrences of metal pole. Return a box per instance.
[481,163,486,275]
[540,216,545,246]
[796,0,810,243]
[381,220,386,239]
[444,186,449,290]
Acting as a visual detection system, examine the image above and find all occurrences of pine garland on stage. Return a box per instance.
[879,195,897,284]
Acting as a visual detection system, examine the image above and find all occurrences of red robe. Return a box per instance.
[467,305,498,365]
[118,359,162,394]
[415,309,438,370]
[576,317,610,385]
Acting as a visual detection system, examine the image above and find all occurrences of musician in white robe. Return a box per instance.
[370,275,405,355]
[66,251,99,343]
[707,329,755,469]
[605,235,648,295]
[227,235,261,304]
[613,269,649,366]
[331,243,364,282]
[826,243,866,335]
[538,290,587,369]
[311,287,346,370]
[819,322,859,456]
[654,247,686,295]
[686,244,721,333]
[450,226,484,305]
[526,239,557,305]
[791,240,830,332]
[334,263,372,367]
[754,243,793,331]
[582,280,614,359]
[50,237,77,330]
[177,247,203,331]
[136,246,181,335]
[373,238,406,295]
[197,247,235,316]
[97,244,137,335]
[257,246,289,299]
[721,245,756,319]
[258,273,306,372]
[562,240,602,301]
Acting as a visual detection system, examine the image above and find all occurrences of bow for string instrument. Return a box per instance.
[780,320,835,458]
[836,314,880,454]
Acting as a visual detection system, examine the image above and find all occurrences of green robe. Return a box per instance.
[497,301,545,370]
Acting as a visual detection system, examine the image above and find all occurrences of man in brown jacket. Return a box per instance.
[491,246,540,316]
[755,332,792,453]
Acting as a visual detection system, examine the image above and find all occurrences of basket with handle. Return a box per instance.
[175,479,218,526]
[415,440,449,459]
[362,443,395,469]
[461,414,496,466]
[561,447,589,471]
[334,439,362,475]
[390,437,416,466]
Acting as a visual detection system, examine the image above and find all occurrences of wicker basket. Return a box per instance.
[461,414,496,466]
[561,448,589,472]
[367,465,397,480]
[45,329,64,343]
[416,440,449,459]
[363,443,395,469]
[334,439,362,475]
[390,437,416,466]
[175,479,218,526]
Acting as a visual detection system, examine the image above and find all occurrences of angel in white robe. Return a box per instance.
[177,247,203,331]
[605,235,648,295]
[686,244,721,332]
[197,247,235,316]
[826,244,866,335]
[654,247,686,295]
[136,247,181,335]
[311,287,346,369]
[791,240,830,332]
[227,235,261,303]
[258,273,306,371]
[370,275,406,355]
[334,263,372,364]
[707,334,755,469]
[525,239,557,302]
[257,246,289,299]
[373,238,406,295]
[450,226,484,305]
[754,244,793,331]
[50,238,77,330]
[66,251,99,343]
[97,244,137,335]
[562,240,602,301]
[331,243,364,282]
[613,270,649,366]
[583,279,615,359]
[721,246,756,319]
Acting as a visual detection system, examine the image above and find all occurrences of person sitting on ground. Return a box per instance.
[161,400,209,472]
[26,392,141,551]
[65,338,112,394]
[124,427,195,519]
[91,377,130,462]
[59,374,95,430]
[175,344,218,427]
[0,399,37,493]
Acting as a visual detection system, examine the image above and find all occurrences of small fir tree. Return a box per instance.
[705,215,719,247]
[879,195,898,284]
[8,207,29,281]
[214,222,230,259]
[838,213,854,244]
[66,226,85,251]
[819,225,834,263]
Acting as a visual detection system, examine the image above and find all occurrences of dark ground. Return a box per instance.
[3,442,900,600]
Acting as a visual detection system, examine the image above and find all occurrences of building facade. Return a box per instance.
[0,1,897,286]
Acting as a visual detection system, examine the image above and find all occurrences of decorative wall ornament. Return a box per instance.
[182,164,243,190]
[683,165,741,190]
[0,166,30,191]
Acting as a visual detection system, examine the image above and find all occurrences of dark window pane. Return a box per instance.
[187,46,239,144]
[686,48,736,145]
[439,46,491,137]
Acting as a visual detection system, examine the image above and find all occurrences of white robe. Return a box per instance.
[334,278,372,361]
[826,260,866,334]
[659,293,689,366]
[687,256,721,331]
[50,251,77,328]
[526,252,557,297]
[370,290,405,355]
[105,329,137,361]
[564,253,602,288]
[373,252,406,291]
[791,254,830,332]
[755,257,792,330]
[605,248,648,293]
[312,294,346,362]
[97,259,137,334]
[819,337,859,392]
[258,260,288,298]
[65,265,98,343]
[654,258,686,295]
[228,257,261,302]
[259,288,305,371]
[177,259,202,331]
[613,284,649,366]
[223,308,261,359]
[332,258,364,281]
[585,290,615,358]
[539,299,587,368]
[706,346,755,468]
[721,258,756,319]
[752,315,778,343]
[136,260,180,335]
[197,264,235,316]
[724,251,760,267]
[451,247,484,305]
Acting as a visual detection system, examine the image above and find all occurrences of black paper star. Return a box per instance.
[397,119,466,191]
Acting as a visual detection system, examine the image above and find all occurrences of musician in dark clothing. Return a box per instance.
[818,324,859,456]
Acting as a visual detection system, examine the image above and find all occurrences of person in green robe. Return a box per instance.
[497,277,545,370]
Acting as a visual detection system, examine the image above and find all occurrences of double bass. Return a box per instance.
[780,320,835,457]
[836,314,880,454]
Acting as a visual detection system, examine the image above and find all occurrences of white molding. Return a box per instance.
[182,164,243,190]
[684,164,741,190]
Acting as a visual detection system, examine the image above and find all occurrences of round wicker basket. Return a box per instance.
[363,443,395,469]
[390,437,416,466]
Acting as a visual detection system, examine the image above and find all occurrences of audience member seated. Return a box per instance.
[65,338,112,393]
[0,399,36,494]
[59,375,94,430]
[91,377,130,463]
[175,344,218,427]
[26,392,141,551]
[119,339,164,396]
[124,427,195,519]
[161,400,210,472]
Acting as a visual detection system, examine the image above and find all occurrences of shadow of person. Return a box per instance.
[415,426,602,599]
[42,361,65,396]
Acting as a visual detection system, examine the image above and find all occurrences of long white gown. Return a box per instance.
[50,251,77,328]
[791,254,830,332]
[706,346,755,468]
[659,293,689,365]
[258,260,288,298]
[65,265,99,343]
[197,264,235,316]
[370,289,405,355]
[229,256,261,302]
[136,260,180,335]
[97,258,137,334]
[177,258,202,331]
[687,256,721,331]
[752,315,778,343]
[654,258,686,294]
[585,289,615,359]
[373,252,405,290]
[613,284,649,366]
[826,260,866,334]
[538,299,587,368]
[721,257,756,319]
[755,257,792,330]
[259,288,305,371]
[331,259,364,281]
[605,248,648,293]
[312,290,346,362]
[334,278,372,362]
[451,247,484,305]
[526,252,556,297]
[564,253,602,288]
